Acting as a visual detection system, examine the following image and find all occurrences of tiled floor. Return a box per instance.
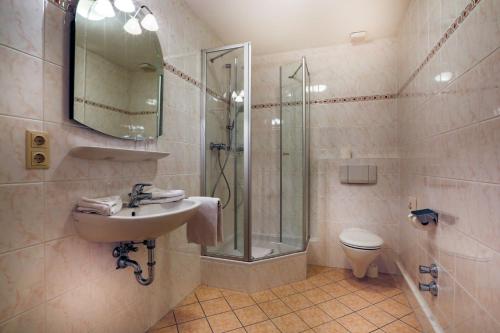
[149,265,422,333]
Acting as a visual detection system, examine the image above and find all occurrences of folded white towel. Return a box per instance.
[186,196,223,247]
[140,194,185,205]
[145,187,186,200]
[76,195,122,216]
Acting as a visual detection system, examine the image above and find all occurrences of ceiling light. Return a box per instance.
[94,0,115,18]
[77,0,104,20]
[114,0,135,13]
[434,71,453,82]
[124,17,142,35]
[141,13,159,31]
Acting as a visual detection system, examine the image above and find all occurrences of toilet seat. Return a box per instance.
[339,228,383,250]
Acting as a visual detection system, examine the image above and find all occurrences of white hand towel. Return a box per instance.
[186,196,223,247]
[140,194,185,204]
[145,187,186,200]
[76,195,122,216]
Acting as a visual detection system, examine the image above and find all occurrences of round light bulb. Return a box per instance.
[77,0,104,20]
[94,0,115,18]
[141,13,159,31]
[124,17,142,35]
[114,0,135,13]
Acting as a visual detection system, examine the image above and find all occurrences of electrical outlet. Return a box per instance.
[26,130,50,169]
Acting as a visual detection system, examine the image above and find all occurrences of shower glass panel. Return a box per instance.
[279,60,306,253]
[202,44,309,262]
[202,44,250,260]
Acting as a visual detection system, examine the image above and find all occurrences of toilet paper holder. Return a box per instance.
[408,209,438,225]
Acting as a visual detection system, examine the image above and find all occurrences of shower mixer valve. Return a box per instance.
[210,142,228,151]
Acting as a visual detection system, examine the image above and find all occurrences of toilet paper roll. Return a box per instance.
[408,213,429,230]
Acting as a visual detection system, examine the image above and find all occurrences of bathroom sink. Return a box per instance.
[72,199,201,242]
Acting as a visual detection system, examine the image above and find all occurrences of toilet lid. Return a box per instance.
[339,228,383,249]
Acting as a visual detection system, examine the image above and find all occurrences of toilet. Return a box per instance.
[339,228,384,278]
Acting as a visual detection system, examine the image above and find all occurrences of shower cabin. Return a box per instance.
[201,42,310,264]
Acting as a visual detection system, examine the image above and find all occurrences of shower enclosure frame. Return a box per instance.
[200,42,253,262]
[200,44,310,262]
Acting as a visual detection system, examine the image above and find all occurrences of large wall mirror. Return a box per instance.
[70,0,163,140]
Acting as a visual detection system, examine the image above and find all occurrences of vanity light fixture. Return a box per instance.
[114,0,135,13]
[140,6,159,32]
[94,0,115,18]
[123,5,159,35]
[77,0,104,20]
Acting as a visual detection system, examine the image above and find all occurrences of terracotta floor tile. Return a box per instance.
[355,288,387,304]
[154,326,178,333]
[207,311,242,333]
[337,294,371,311]
[245,320,280,333]
[272,313,309,333]
[174,303,205,324]
[382,320,420,333]
[195,286,223,302]
[227,329,245,333]
[320,283,351,298]
[225,293,255,310]
[392,293,410,307]
[177,318,212,333]
[272,284,297,298]
[313,321,349,333]
[282,293,314,311]
[401,313,421,331]
[220,289,247,297]
[338,279,369,292]
[376,299,412,318]
[250,290,278,303]
[307,275,332,287]
[291,279,317,292]
[336,313,377,333]
[200,297,231,316]
[307,265,333,277]
[178,293,198,306]
[234,305,268,326]
[151,311,176,329]
[317,299,353,319]
[370,285,402,298]
[259,299,292,318]
[322,270,349,282]
[296,306,332,328]
[302,288,332,304]
[357,305,396,327]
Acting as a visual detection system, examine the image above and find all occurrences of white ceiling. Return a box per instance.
[184,0,410,55]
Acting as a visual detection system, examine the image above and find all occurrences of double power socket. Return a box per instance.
[26,130,50,169]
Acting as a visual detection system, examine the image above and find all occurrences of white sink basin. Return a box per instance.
[72,199,201,242]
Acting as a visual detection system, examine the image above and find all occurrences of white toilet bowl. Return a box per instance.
[339,228,384,278]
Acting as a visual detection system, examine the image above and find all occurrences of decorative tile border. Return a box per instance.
[74,97,157,116]
[252,94,397,109]
[398,0,482,94]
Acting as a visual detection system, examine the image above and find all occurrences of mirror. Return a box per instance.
[70,0,163,140]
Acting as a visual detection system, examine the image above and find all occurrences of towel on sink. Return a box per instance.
[76,195,123,216]
[186,196,223,246]
[144,187,186,200]
[140,195,185,205]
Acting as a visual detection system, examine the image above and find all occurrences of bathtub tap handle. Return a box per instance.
[419,264,438,278]
[419,280,438,296]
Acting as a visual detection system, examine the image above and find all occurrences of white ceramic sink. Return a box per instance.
[72,199,201,242]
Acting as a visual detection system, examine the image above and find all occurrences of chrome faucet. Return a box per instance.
[128,183,153,208]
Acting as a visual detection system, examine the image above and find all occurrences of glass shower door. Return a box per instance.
[280,58,309,252]
[201,43,251,260]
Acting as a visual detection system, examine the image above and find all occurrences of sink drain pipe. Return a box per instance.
[113,239,156,286]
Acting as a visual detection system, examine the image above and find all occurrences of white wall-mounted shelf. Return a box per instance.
[69,146,169,162]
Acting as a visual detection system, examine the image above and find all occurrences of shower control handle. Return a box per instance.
[419,264,438,278]
[419,280,438,296]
